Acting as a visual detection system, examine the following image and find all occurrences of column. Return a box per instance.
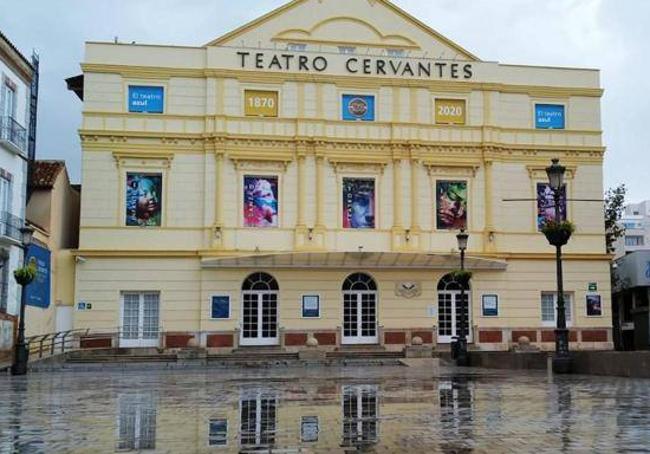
[297,154,306,228]
[410,158,420,231]
[315,155,325,229]
[393,158,403,229]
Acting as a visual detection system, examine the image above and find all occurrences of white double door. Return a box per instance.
[342,291,378,345]
[240,291,279,346]
[120,292,160,348]
[437,291,473,344]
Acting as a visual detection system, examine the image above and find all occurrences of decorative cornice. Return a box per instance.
[423,161,480,177]
[112,151,175,168]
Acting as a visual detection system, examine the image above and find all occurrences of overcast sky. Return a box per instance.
[1,0,648,202]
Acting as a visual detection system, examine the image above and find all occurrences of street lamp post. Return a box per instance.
[455,229,469,367]
[11,226,35,376]
[546,159,571,374]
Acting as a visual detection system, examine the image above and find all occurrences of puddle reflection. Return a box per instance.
[1,370,650,452]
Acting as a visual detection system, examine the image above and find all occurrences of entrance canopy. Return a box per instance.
[201,252,507,271]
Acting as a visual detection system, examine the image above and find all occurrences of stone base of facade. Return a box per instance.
[77,327,614,354]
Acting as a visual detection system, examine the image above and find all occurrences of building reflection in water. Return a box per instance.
[116,393,157,452]
[439,376,474,453]
[239,390,278,450]
[341,384,380,449]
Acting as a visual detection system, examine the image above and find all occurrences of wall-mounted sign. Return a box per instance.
[535,104,565,129]
[342,94,375,121]
[211,296,231,319]
[76,301,93,311]
[128,86,164,113]
[235,52,475,80]
[302,295,320,318]
[25,244,51,309]
[435,99,466,125]
[588,282,598,292]
[244,90,278,117]
[586,294,603,317]
[482,294,499,317]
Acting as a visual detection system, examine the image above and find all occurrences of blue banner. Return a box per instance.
[342,95,375,121]
[25,244,51,309]
[128,86,164,113]
[535,104,565,129]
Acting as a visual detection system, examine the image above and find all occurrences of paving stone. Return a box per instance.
[0,365,649,452]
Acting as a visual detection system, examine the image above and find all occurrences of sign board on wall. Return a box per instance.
[342,95,375,121]
[128,86,164,113]
[244,90,278,117]
[535,104,565,129]
[435,99,466,125]
[25,244,51,309]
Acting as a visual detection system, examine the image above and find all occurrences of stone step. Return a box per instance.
[326,350,404,359]
[66,354,177,364]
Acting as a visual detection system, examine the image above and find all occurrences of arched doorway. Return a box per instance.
[241,272,279,346]
[437,274,473,344]
[342,273,378,345]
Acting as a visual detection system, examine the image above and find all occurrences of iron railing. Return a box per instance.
[0,211,24,243]
[0,116,27,152]
[26,329,89,359]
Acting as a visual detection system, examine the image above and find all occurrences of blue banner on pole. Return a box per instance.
[128,86,164,113]
[25,244,51,309]
[535,104,565,129]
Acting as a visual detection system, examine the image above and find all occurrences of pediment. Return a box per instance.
[273,17,419,49]
[207,0,479,61]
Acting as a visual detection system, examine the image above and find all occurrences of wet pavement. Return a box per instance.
[1,363,649,453]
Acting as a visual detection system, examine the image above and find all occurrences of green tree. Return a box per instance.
[604,184,626,253]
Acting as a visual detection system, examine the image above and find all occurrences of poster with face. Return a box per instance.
[537,183,567,230]
[126,173,162,227]
[244,176,279,228]
[436,181,467,230]
[342,178,375,229]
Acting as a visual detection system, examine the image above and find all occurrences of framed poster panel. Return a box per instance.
[302,295,320,318]
[211,296,231,319]
[342,94,375,121]
[342,178,376,229]
[126,172,163,227]
[244,90,279,117]
[128,85,164,113]
[435,99,466,125]
[586,294,603,317]
[535,104,565,129]
[243,175,279,228]
[436,180,467,230]
[536,183,567,230]
[481,295,499,317]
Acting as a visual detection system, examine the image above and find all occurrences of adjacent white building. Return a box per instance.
[0,30,35,353]
[615,201,650,258]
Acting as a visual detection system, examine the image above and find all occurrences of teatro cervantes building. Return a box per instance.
[70,0,612,352]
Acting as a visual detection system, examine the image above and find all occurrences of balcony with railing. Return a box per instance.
[0,116,27,155]
[0,211,24,245]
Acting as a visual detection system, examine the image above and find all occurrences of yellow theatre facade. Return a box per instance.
[71,0,612,352]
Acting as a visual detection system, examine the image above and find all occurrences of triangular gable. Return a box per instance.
[206,0,479,61]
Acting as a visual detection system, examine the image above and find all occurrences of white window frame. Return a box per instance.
[208,418,228,448]
[287,43,306,51]
[541,292,573,327]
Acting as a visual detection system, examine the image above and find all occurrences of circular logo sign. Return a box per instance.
[348,97,368,118]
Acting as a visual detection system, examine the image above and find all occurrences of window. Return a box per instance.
[386,49,405,57]
[338,46,357,54]
[287,43,306,51]
[625,236,644,246]
[622,221,642,230]
[0,173,12,214]
[301,416,319,443]
[0,254,8,313]
[2,82,16,119]
[302,295,320,318]
[208,419,228,446]
[211,296,231,319]
[541,292,572,326]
